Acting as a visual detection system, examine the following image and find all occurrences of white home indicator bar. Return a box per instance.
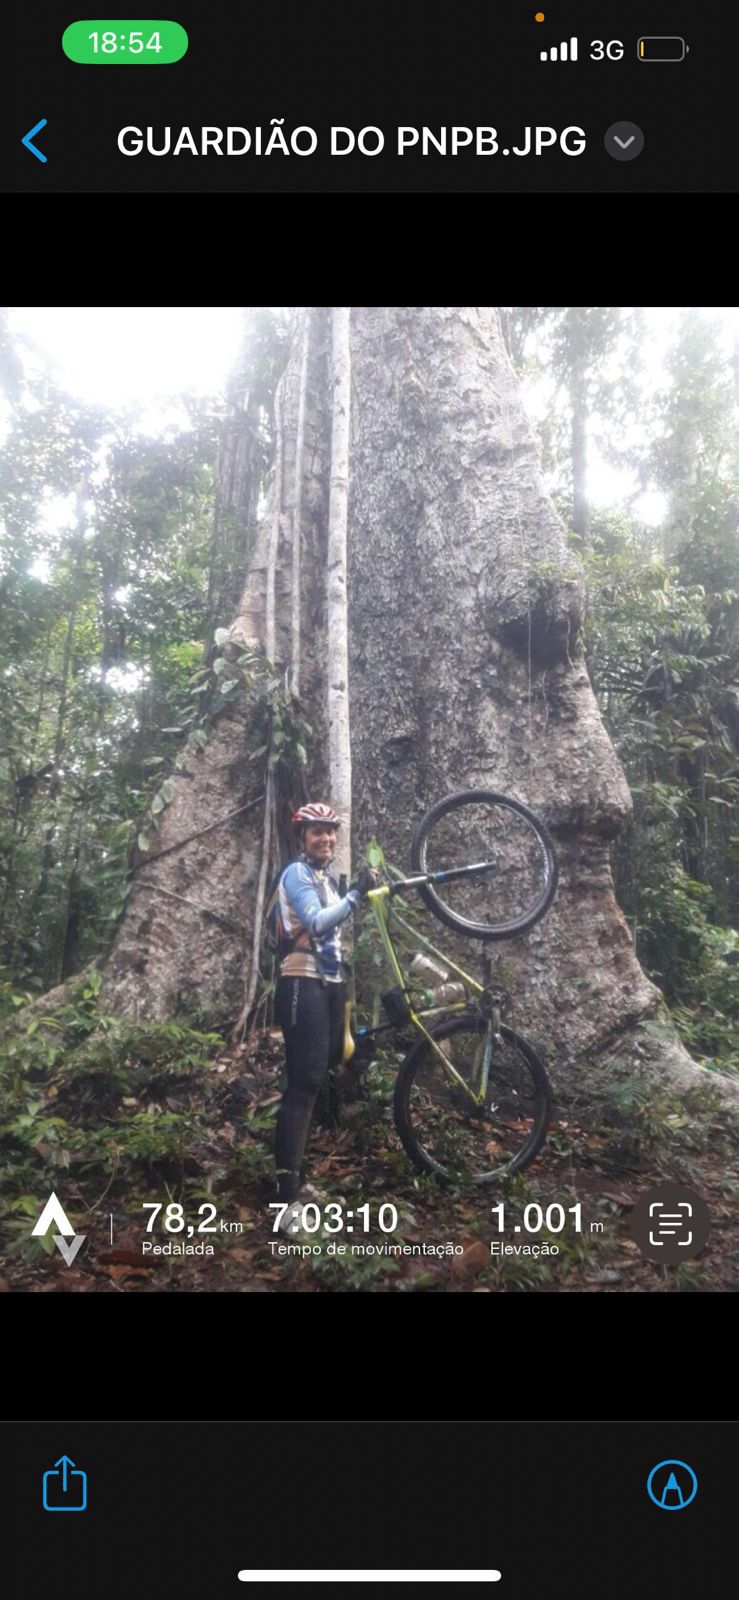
[238,1574,502,1584]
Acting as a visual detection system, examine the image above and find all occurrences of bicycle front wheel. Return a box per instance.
[393,1014,551,1185]
[410,788,558,940]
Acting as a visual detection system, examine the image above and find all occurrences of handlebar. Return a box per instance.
[386,859,496,896]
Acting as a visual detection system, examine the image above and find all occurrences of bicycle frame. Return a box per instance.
[355,879,500,1106]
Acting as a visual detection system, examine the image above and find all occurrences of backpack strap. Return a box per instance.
[303,860,328,987]
[272,860,329,980]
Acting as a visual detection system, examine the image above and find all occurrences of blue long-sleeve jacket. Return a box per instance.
[278,860,360,981]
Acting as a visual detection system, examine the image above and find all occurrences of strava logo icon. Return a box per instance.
[32,1191,87,1264]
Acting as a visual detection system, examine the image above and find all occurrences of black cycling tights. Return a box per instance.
[274,975,347,1204]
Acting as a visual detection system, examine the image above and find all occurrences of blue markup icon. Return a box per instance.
[646,1460,697,1510]
[43,1455,88,1512]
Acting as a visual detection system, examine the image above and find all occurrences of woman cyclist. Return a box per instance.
[274,801,379,1233]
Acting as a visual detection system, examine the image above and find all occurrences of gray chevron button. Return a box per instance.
[605,122,645,160]
[53,1233,86,1264]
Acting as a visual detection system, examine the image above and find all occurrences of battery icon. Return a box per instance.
[637,36,688,60]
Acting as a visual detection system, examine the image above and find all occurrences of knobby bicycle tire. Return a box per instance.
[409,787,558,940]
[393,1013,552,1184]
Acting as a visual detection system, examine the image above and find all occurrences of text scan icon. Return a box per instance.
[631,1183,710,1263]
[649,1200,693,1248]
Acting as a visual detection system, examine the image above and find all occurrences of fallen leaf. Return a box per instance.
[399,1258,437,1281]
[98,1248,147,1267]
[600,1192,635,1207]
[451,1241,489,1278]
[104,1265,153,1280]
[0,1277,9,1292]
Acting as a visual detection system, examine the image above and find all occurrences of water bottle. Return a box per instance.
[427,981,466,1007]
[409,952,449,987]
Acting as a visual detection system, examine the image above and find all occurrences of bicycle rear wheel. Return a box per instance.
[393,1013,552,1185]
[410,788,558,940]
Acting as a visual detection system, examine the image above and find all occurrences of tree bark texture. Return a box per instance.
[91,308,737,1105]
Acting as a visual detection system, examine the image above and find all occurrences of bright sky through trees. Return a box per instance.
[8,306,245,410]
[6,305,738,541]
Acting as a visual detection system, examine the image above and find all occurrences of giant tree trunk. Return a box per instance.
[87,308,737,1105]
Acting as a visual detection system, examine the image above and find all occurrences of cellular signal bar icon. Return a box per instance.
[541,37,578,61]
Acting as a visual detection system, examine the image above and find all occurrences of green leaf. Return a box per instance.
[151,794,164,815]
[138,833,150,852]
[214,628,230,646]
[212,657,226,675]
[161,780,175,803]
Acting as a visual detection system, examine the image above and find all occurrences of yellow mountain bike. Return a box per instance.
[347,788,557,1186]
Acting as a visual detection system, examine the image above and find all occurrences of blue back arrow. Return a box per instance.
[22,119,48,162]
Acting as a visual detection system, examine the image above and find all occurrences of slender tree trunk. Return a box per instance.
[27,515,86,953]
[242,368,287,1018]
[290,309,312,699]
[205,316,263,656]
[326,307,353,886]
[571,376,589,545]
[566,310,590,546]
[27,308,738,1109]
